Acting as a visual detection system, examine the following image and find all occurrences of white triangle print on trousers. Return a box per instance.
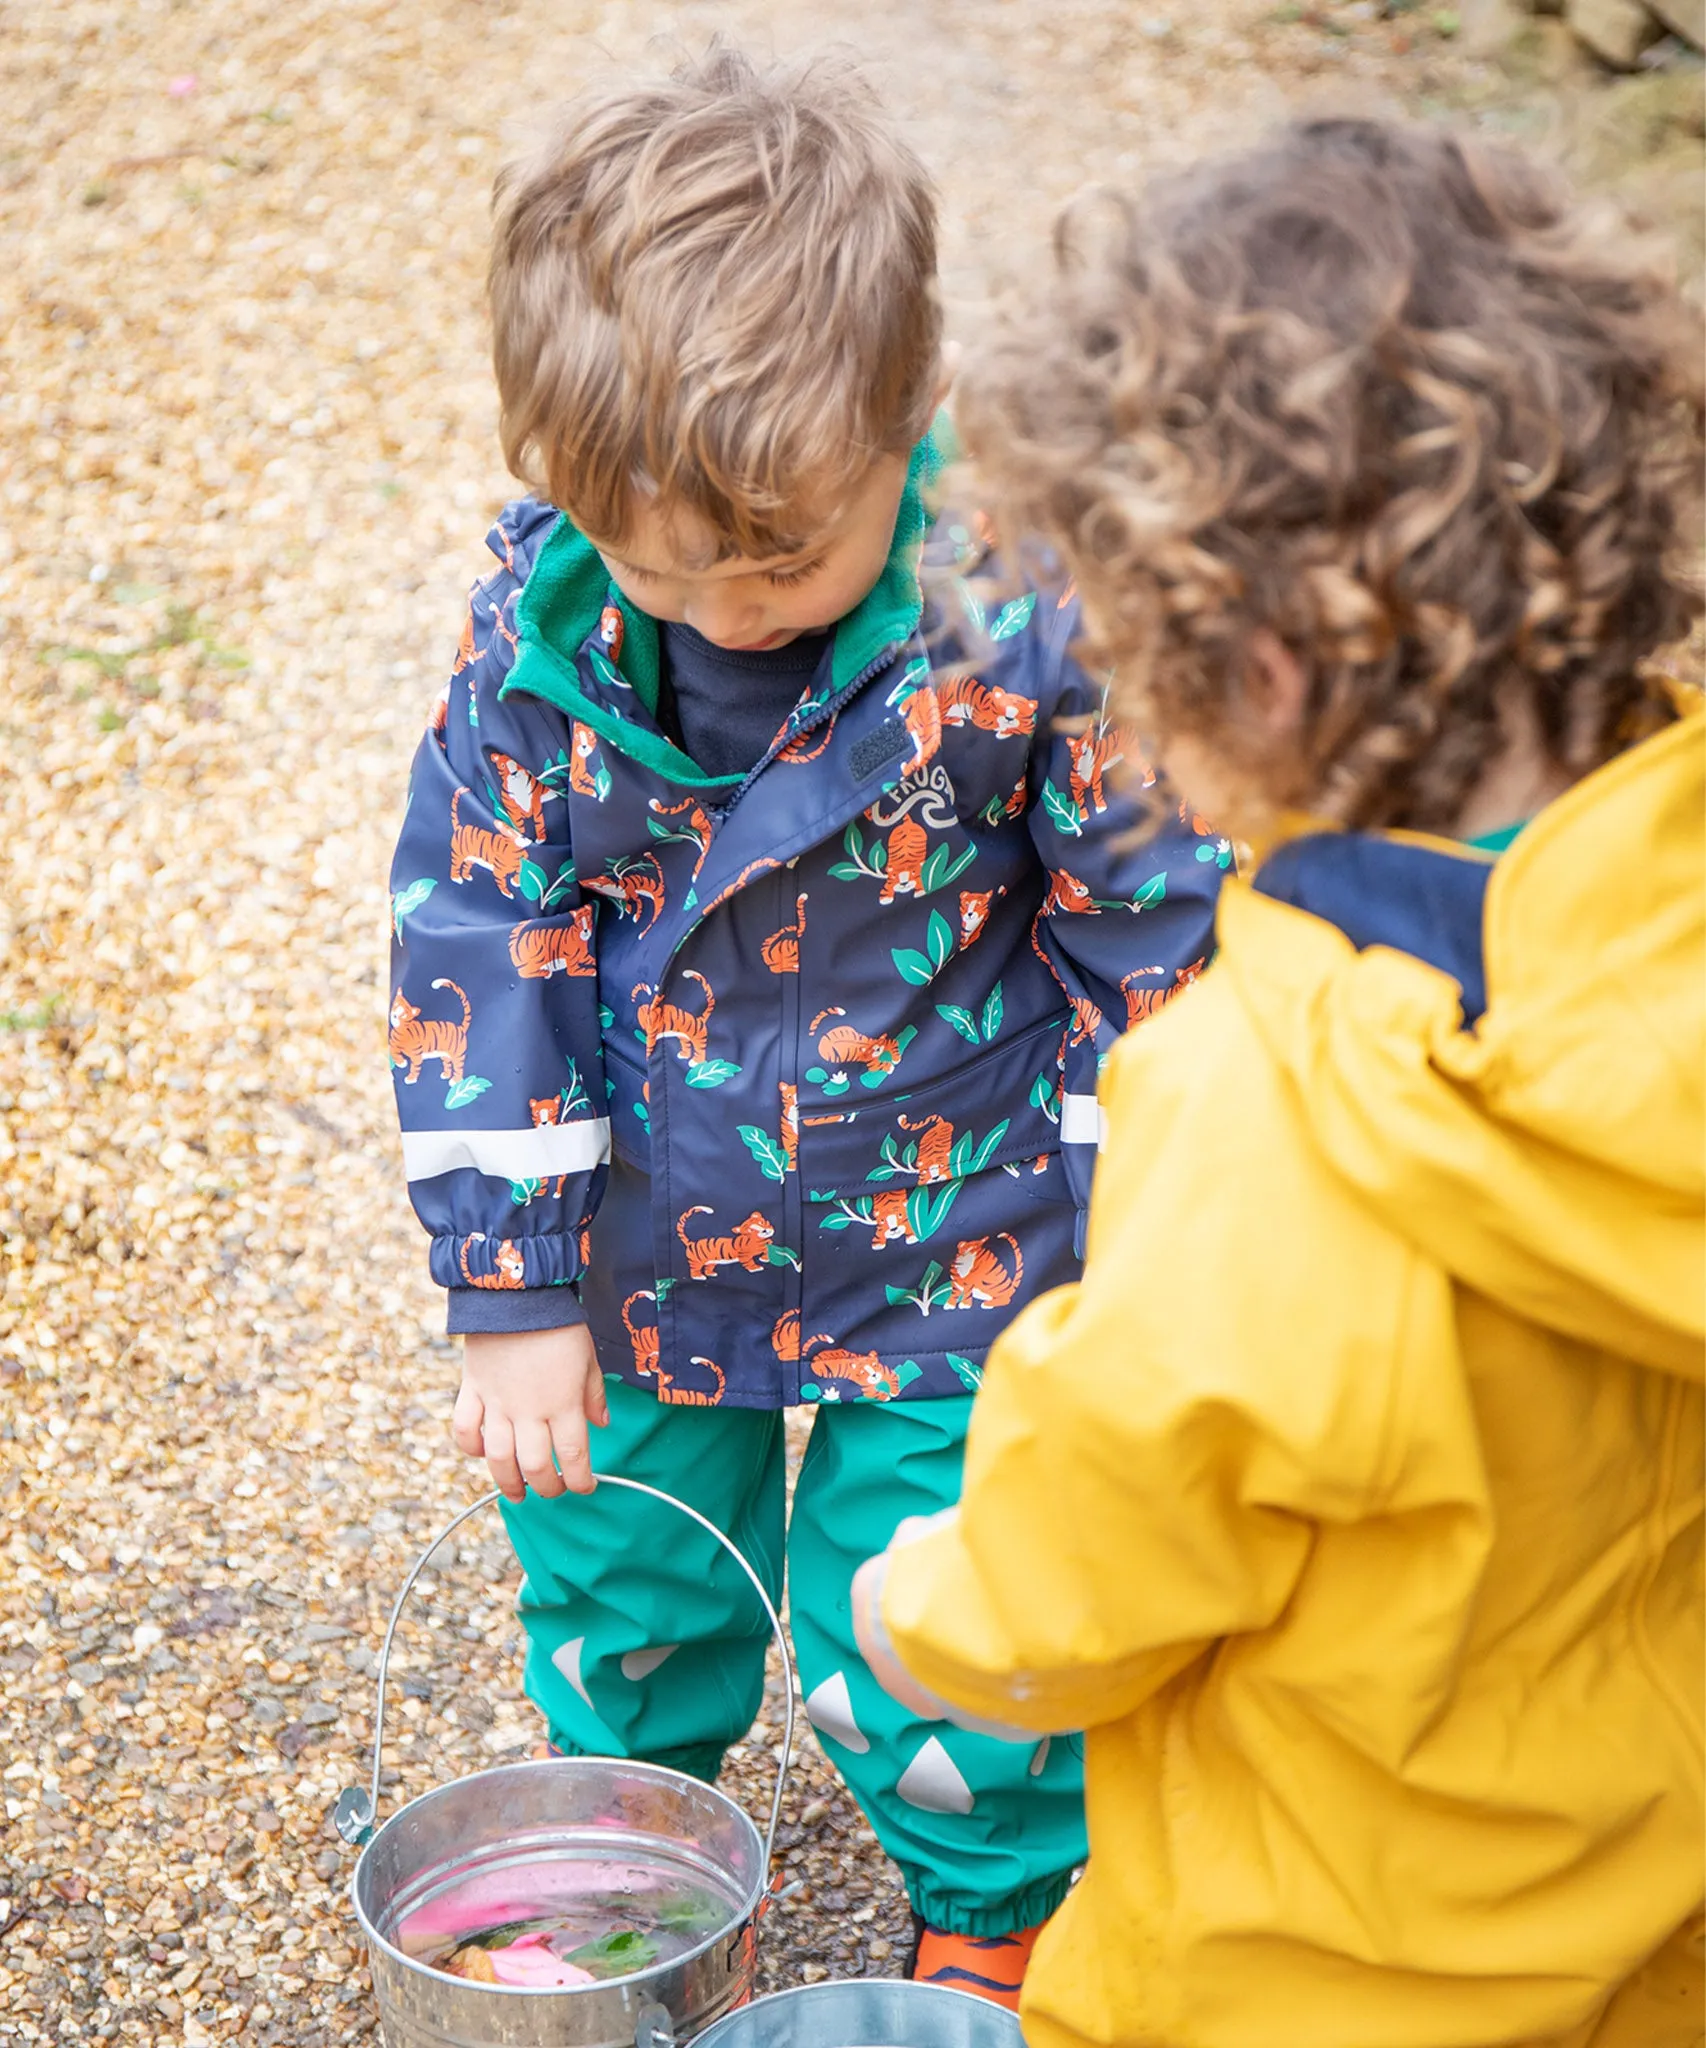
[804,1671,870,1754]
[620,1644,678,1683]
[550,1635,595,1708]
[1029,1735,1051,1778]
[897,1735,975,1815]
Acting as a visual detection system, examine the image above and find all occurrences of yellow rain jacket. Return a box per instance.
[880,714,1705,2047]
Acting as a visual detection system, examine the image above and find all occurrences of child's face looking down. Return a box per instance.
[591,454,911,653]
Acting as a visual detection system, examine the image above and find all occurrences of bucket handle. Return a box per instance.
[333,1478,796,1874]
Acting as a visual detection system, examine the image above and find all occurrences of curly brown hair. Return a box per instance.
[956,118,1704,832]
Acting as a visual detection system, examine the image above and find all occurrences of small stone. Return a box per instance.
[1567,0,1660,65]
[314,1849,342,1882]
[223,1839,257,1879]
[867,1936,893,1961]
[299,1700,340,1727]
[800,1961,829,1984]
[253,1805,282,1834]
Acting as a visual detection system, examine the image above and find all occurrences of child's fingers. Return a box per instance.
[514,1417,564,1500]
[451,1381,486,1460]
[584,1368,610,1430]
[549,1409,597,1496]
[480,1413,526,1503]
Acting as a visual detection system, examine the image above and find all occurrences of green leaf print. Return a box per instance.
[958,582,989,637]
[907,1181,961,1242]
[508,1176,546,1206]
[886,1261,949,1316]
[819,1212,856,1231]
[989,594,1037,641]
[969,1119,1011,1174]
[828,862,865,882]
[1029,1073,1061,1123]
[892,948,936,987]
[918,843,978,896]
[937,1004,981,1045]
[1133,872,1168,910]
[390,877,437,939]
[737,1125,789,1183]
[926,911,954,971]
[541,862,578,911]
[946,1353,984,1394]
[979,982,1005,1042]
[444,1075,493,1111]
[766,1243,802,1271]
[895,1360,925,1391]
[518,858,548,903]
[685,1059,742,1089]
[1040,782,1084,838]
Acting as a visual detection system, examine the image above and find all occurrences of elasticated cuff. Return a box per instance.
[904,1866,1076,1939]
[447,1287,586,1337]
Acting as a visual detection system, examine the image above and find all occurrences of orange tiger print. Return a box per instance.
[389,979,469,1083]
[1120,957,1207,1027]
[1067,725,1119,816]
[648,795,714,869]
[529,1094,570,1196]
[879,817,928,904]
[509,905,596,980]
[634,969,714,1066]
[491,751,550,841]
[900,684,942,771]
[700,856,781,918]
[898,1114,956,1185]
[1040,869,1099,916]
[947,1233,1023,1309]
[597,604,624,658]
[779,1082,799,1173]
[452,607,477,675]
[569,723,604,797]
[676,1205,776,1279]
[940,676,1037,738]
[869,1188,918,1249]
[771,1309,801,1362]
[810,1008,908,1079]
[761,893,808,973]
[656,1356,726,1406]
[449,787,525,897]
[1067,993,1104,1047]
[801,1335,901,1400]
[459,1234,526,1289]
[776,722,835,765]
[621,1289,659,1379]
[428,680,451,730]
[958,886,1005,949]
[586,856,666,931]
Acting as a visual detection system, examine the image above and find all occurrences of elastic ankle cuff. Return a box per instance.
[903,1868,1074,1938]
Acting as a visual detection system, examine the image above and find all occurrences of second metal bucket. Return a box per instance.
[694,1981,1026,2047]
[337,1479,796,2047]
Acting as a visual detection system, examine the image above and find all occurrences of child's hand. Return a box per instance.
[453,1325,609,1503]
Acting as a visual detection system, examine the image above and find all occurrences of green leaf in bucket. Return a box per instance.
[560,1927,661,1978]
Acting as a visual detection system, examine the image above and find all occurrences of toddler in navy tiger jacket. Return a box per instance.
[386,41,1224,1991]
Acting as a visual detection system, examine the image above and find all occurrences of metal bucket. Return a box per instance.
[694,1981,1025,2046]
[336,1480,795,2048]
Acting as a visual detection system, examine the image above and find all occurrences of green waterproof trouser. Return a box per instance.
[500,1378,1085,1936]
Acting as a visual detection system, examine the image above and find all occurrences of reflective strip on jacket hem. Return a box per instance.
[1059,1093,1107,1149]
[402,1119,612,1183]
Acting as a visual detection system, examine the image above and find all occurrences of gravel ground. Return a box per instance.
[0,2,1696,2043]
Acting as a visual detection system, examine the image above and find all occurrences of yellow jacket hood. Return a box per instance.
[1229,711,1704,1380]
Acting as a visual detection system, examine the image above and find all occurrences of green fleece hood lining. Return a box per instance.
[501,428,946,788]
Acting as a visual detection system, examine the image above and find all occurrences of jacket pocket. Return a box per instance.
[601,1039,653,1169]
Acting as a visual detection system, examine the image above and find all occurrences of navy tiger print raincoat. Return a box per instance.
[388,437,1226,1408]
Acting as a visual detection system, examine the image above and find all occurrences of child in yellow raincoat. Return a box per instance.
[853,118,1705,2048]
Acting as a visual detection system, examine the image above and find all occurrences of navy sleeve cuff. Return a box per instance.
[447,1287,587,1337]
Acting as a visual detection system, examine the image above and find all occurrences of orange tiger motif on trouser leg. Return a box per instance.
[1067,726,1119,816]
[802,1335,902,1400]
[621,1290,659,1379]
[676,1206,776,1279]
[898,1114,956,1184]
[947,1232,1024,1309]
[509,905,596,980]
[459,1234,526,1289]
[389,979,469,1083]
[634,969,715,1066]
[448,786,525,896]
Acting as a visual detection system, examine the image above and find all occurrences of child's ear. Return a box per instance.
[1247,629,1308,739]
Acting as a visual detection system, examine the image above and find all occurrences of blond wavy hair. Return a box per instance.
[957,119,1704,832]
[489,42,940,560]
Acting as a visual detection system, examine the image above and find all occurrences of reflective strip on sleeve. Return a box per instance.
[1059,1093,1108,1150]
[402,1119,612,1184]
